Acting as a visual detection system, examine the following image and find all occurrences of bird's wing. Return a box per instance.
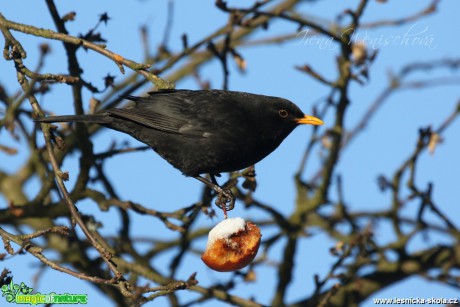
[109,92,213,138]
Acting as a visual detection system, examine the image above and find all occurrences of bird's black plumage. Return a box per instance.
[35,90,323,210]
[36,90,323,176]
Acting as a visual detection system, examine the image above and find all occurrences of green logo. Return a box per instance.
[1,279,87,305]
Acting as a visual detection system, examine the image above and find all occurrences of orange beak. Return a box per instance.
[295,115,324,126]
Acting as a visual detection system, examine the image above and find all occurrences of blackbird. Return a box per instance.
[35,90,323,212]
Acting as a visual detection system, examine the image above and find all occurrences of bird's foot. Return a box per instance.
[214,187,235,219]
[194,175,236,218]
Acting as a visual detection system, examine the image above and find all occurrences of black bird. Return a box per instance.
[35,90,323,212]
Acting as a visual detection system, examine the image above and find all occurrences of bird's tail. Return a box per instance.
[34,114,111,124]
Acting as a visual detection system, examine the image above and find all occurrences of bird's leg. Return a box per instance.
[194,175,235,218]
[210,175,235,218]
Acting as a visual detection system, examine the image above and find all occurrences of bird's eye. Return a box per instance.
[278,109,288,118]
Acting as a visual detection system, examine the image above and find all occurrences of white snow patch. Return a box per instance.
[207,217,246,248]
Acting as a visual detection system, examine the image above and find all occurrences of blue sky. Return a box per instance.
[1,1,460,306]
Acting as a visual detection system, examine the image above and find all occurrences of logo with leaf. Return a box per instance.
[1,279,33,303]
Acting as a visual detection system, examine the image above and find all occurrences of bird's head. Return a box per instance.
[277,102,324,127]
[263,98,323,133]
[249,96,324,148]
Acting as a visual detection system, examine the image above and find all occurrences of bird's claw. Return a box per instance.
[214,187,235,218]
[194,175,236,218]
